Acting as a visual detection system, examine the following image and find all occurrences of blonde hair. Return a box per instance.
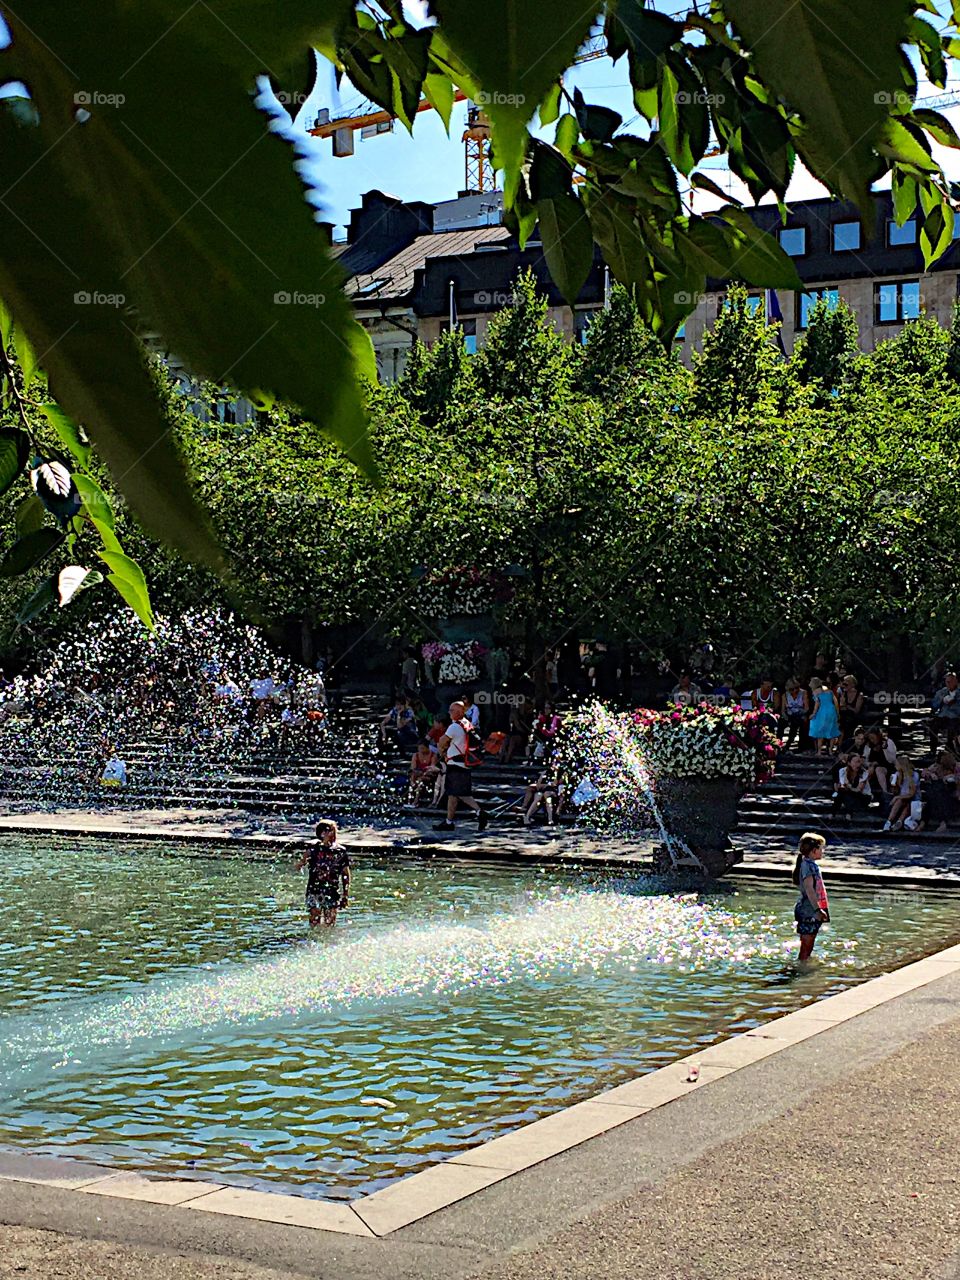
[793,832,827,884]
[809,677,823,691]
[799,831,827,856]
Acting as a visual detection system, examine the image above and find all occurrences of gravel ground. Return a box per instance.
[0,1229,296,1280]
[472,1015,960,1280]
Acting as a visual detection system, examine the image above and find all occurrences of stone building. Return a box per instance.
[334,188,960,380]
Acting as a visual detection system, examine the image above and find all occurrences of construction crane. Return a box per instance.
[309,26,608,195]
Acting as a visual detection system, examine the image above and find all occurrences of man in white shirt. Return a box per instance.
[433,701,489,832]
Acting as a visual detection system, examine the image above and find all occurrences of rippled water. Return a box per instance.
[0,835,957,1198]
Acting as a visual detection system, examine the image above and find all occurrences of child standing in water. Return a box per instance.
[793,831,829,961]
[295,820,351,929]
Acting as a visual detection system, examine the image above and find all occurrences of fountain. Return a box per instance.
[0,609,397,821]
[557,699,779,876]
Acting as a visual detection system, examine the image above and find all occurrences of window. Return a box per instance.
[832,221,861,252]
[444,317,478,352]
[575,309,598,344]
[356,277,389,297]
[718,294,763,316]
[875,280,921,324]
[887,218,917,247]
[797,287,840,330]
[778,226,806,256]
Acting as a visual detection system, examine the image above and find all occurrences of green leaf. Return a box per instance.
[12,324,37,392]
[876,119,938,174]
[554,113,580,160]
[98,550,155,630]
[16,576,57,625]
[538,82,561,128]
[429,0,596,195]
[39,404,91,466]
[911,109,960,150]
[0,428,30,497]
[657,57,708,175]
[2,2,378,573]
[718,207,805,289]
[92,517,123,555]
[0,527,64,577]
[739,106,794,200]
[14,494,46,537]
[907,15,946,88]
[0,101,223,569]
[919,197,953,268]
[891,171,918,225]
[0,296,12,349]
[423,73,455,132]
[538,194,594,305]
[725,0,911,215]
[690,171,743,206]
[573,88,622,145]
[610,2,684,62]
[74,472,115,528]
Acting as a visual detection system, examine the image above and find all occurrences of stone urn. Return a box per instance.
[652,775,746,876]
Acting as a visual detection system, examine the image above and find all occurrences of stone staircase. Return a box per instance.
[1,693,955,850]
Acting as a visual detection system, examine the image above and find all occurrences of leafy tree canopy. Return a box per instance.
[1,0,959,583]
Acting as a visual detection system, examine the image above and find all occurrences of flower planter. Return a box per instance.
[653,775,746,876]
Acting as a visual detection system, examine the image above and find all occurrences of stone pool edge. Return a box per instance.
[3,940,960,1239]
[3,812,960,888]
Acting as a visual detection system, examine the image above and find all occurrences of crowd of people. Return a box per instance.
[375,682,566,830]
[668,652,960,835]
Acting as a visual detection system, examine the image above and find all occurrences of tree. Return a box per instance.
[947,300,960,384]
[792,298,860,399]
[1,2,958,587]
[690,286,781,419]
[579,285,667,400]
[474,270,574,406]
[398,330,474,428]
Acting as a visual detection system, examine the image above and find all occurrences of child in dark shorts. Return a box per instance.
[295,819,351,929]
[792,831,829,961]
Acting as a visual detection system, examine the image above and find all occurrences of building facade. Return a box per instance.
[335,188,960,380]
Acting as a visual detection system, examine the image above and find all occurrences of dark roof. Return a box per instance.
[345,225,511,302]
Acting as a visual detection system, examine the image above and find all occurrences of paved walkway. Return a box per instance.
[471,1010,960,1280]
[3,805,960,883]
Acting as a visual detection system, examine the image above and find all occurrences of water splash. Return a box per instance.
[3,887,787,1068]
[0,609,397,821]
[557,701,700,869]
